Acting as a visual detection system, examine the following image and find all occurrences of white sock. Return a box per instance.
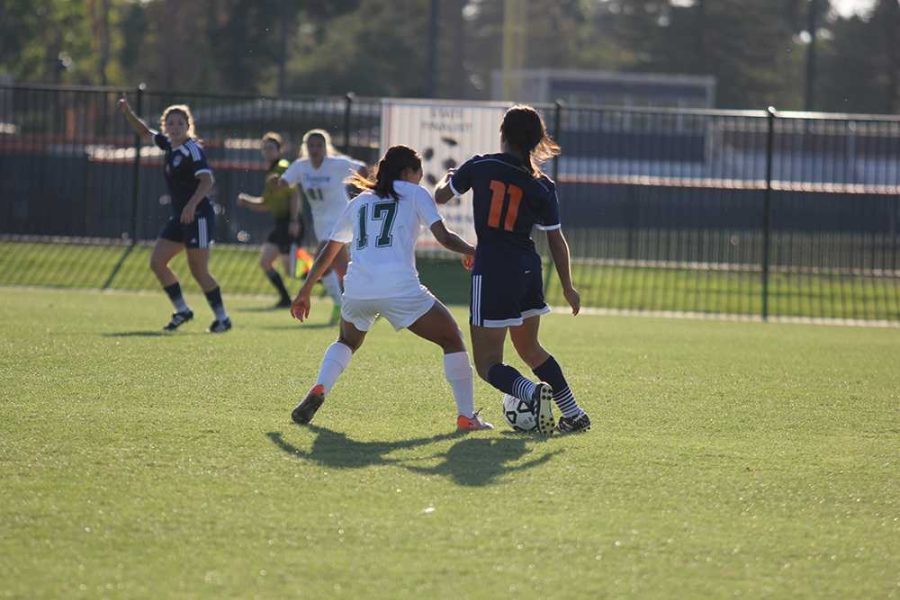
[315,341,353,393]
[443,351,475,418]
[321,271,343,306]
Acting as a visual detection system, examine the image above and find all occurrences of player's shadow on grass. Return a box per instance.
[403,436,563,487]
[102,330,166,338]
[267,426,463,470]
[267,426,562,487]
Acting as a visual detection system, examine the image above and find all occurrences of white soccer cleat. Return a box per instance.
[532,382,555,435]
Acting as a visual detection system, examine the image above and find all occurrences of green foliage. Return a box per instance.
[0,0,896,111]
[1,286,898,597]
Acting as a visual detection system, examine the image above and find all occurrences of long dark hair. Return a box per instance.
[347,145,421,201]
[500,105,560,177]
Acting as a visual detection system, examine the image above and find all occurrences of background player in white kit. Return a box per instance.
[279,129,366,325]
[289,145,492,431]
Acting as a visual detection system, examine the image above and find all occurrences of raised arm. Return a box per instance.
[546,228,580,315]
[434,171,455,205]
[117,98,154,144]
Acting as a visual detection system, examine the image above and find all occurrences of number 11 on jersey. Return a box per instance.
[488,180,522,232]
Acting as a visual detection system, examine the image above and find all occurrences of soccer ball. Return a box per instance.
[502,393,538,432]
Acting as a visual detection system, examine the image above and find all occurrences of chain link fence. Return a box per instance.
[1,83,898,322]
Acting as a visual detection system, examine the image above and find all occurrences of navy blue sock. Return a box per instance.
[265,268,290,301]
[533,355,583,418]
[487,364,536,401]
[204,286,228,321]
[163,282,189,312]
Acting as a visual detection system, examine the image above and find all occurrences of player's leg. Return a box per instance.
[406,299,491,429]
[186,246,231,333]
[292,311,368,425]
[471,323,552,433]
[318,241,345,325]
[510,316,590,433]
[471,268,554,434]
[149,236,193,330]
[260,241,291,307]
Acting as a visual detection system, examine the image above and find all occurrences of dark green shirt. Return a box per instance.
[262,159,294,221]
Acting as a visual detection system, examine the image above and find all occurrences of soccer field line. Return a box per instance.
[551,305,900,329]
[3,284,897,329]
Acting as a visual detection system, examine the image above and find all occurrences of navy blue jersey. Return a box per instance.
[154,132,213,215]
[450,153,560,256]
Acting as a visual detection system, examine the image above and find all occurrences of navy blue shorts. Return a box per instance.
[470,252,550,328]
[159,205,215,249]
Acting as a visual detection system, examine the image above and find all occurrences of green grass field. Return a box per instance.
[1,286,898,598]
[2,240,898,322]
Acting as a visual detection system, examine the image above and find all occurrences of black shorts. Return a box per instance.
[470,251,550,327]
[159,205,215,249]
[266,220,303,254]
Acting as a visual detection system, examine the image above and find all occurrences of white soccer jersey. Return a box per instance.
[281,155,366,240]
[329,180,443,299]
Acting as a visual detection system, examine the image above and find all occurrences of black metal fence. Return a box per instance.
[1,83,898,323]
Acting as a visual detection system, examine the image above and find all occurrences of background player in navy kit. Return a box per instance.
[435,105,591,434]
[237,132,302,308]
[117,98,231,333]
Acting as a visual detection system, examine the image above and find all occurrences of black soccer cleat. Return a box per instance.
[163,310,194,331]
[557,412,592,434]
[531,382,556,436]
[275,297,293,309]
[207,318,232,333]
[292,384,325,425]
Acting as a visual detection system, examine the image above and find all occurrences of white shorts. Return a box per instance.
[313,217,338,244]
[341,288,437,332]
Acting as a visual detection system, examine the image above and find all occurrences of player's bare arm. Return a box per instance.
[237,192,266,209]
[117,97,154,144]
[182,172,215,224]
[289,188,302,237]
[546,228,580,315]
[433,171,455,204]
[430,221,474,257]
[291,240,343,321]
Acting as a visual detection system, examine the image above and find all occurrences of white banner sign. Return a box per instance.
[380,98,506,250]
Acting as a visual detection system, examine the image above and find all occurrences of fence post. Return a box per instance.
[343,92,354,153]
[102,83,145,290]
[552,100,563,182]
[130,83,145,242]
[761,106,776,321]
[545,100,564,296]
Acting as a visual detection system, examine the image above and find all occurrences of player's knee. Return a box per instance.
[474,360,493,382]
[149,255,166,274]
[337,337,360,353]
[518,347,549,369]
[440,327,466,354]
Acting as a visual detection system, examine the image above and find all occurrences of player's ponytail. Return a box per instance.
[500,105,560,177]
[347,145,421,201]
